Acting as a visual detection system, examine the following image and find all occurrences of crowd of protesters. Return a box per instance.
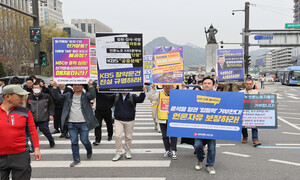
[0,73,271,179]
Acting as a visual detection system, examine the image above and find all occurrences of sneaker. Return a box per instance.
[112,154,123,161]
[87,150,93,159]
[107,136,112,141]
[242,137,248,143]
[93,141,100,146]
[125,152,132,159]
[195,161,203,170]
[70,160,81,167]
[253,140,262,147]
[49,141,55,148]
[171,151,178,160]
[59,133,65,138]
[163,151,171,158]
[65,133,70,139]
[206,166,216,175]
[52,129,60,134]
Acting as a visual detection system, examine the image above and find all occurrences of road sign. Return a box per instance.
[254,35,273,40]
[285,23,300,29]
[30,27,42,42]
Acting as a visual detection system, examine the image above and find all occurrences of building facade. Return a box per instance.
[271,48,293,70]
[71,19,112,35]
[294,0,300,23]
[256,51,272,72]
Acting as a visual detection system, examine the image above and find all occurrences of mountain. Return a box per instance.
[144,37,205,68]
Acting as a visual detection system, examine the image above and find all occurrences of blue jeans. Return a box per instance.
[68,122,92,161]
[242,128,258,140]
[194,139,216,167]
[261,81,265,89]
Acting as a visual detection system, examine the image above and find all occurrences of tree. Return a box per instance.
[0,62,6,77]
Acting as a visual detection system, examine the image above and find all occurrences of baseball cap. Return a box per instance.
[2,85,30,96]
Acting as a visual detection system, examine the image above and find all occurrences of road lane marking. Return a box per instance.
[276,144,300,146]
[49,132,161,137]
[278,117,300,131]
[278,112,300,115]
[31,161,171,168]
[37,140,163,145]
[277,116,299,120]
[282,132,300,136]
[269,159,300,166]
[222,152,250,158]
[257,146,300,149]
[39,148,165,154]
[177,144,235,149]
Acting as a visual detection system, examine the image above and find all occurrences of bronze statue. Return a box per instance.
[205,25,218,44]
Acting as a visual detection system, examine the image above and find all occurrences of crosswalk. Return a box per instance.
[31,101,169,179]
[273,93,300,100]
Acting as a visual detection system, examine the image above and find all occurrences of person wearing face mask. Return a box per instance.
[27,82,55,148]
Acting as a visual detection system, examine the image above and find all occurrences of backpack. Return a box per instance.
[114,93,136,111]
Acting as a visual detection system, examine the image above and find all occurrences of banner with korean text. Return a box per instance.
[153,46,184,85]
[90,45,98,80]
[143,55,154,83]
[53,38,90,84]
[96,33,143,92]
[243,94,277,128]
[216,49,245,82]
[167,89,244,141]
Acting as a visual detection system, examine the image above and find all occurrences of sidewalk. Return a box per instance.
[255,81,279,94]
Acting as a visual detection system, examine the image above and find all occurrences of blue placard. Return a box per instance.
[254,35,273,40]
[167,89,244,141]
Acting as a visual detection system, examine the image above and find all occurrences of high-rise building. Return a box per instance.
[294,0,300,23]
[71,19,112,35]
[271,48,293,70]
[256,51,272,72]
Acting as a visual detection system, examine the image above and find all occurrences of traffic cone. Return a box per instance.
[255,83,258,89]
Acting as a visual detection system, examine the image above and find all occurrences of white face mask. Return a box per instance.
[33,88,41,94]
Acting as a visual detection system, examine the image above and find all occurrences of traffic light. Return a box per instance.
[245,55,251,67]
[40,51,47,67]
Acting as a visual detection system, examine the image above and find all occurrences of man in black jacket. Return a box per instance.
[103,88,146,161]
[27,82,55,148]
[51,79,99,167]
[93,88,114,145]
[52,84,73,138]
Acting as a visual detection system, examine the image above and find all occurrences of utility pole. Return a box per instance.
[244,2,250,75]
[32,0,41,75]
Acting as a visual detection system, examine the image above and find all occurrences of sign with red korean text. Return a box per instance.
[243,94,277,129]
[53,38,90,84]
[160,98,169,112]
[90,45,98,80]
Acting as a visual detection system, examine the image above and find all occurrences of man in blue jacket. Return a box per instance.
[51,79,99,167]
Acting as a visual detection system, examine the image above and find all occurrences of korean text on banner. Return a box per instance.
[167,89,244,141]
[90,45,98,80]
[53,38,90,84]
[243,94,277,129]
[216,49,245,82]
[95,33,143,92]
[152,46,184,85]
[144,55,154,83]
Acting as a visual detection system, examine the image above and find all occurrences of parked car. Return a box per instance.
[269,74,277,82]
[265,76,274,82]
[251,75,259,81]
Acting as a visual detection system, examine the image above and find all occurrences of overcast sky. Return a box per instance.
[61,0,293,50]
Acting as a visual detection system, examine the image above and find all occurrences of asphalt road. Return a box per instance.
[31,83,300,180]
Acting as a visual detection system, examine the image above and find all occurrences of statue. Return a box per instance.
[205,24,218,44]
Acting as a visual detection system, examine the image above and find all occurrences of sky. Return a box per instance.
[61,0,294,50]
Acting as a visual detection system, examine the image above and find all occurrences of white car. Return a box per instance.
[265,76,274,82]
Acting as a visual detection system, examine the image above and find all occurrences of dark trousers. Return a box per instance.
[0,151,31,180]
[54,108,68,132]
[94,110,113,142]
[35,121,54,142]
[160,123,177,152]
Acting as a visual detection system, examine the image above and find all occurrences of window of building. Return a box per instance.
[88,23,92,33]
[81,23,86,32]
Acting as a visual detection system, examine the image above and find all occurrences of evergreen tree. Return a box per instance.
[0,62,6,77]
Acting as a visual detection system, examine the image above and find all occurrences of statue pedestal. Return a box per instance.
[205,43,219,75]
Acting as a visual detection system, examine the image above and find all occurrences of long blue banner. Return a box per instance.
[167,89,244,141]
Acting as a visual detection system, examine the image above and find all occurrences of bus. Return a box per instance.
[279,66,300,85]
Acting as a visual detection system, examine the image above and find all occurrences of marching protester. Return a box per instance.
[239,78,261,146]
[0,78,5,95]
[148,83,179,160]
[27,82,56,148]
[194,77,217,175]
[52,84,73,138]
[93,86,114,145]
[24,77,34,93]
[51,80,99,167]
[104,88,146,161]
[0,85,42,180]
